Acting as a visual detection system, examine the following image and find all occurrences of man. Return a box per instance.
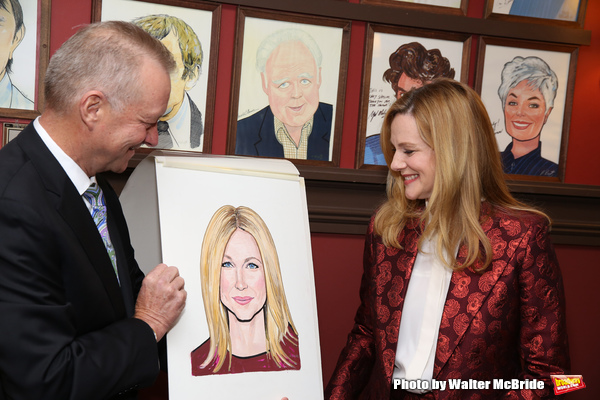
[0,21,186,399]
[236,28,332,161]
[0,0,34,109]
[364,42,454,165]
[133,14,204,151]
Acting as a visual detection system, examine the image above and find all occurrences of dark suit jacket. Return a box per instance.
[0,124,159,399]
[326,203,570,400]
[235,102,332,160]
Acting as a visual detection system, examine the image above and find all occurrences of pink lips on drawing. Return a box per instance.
[233,296,253,305]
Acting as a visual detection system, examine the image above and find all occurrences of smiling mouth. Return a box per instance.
[403,174,418,184]
[233,296,254,305]
[511,121,532,130]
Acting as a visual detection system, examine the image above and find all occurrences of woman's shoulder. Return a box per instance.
[486,203,550,231]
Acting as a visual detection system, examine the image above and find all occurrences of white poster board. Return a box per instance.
[120,154,323,400]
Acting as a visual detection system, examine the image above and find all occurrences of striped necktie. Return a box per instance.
[83,183,120,284]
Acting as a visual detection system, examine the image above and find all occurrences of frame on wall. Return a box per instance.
[475,36,578,182]
[356,24,471,169]
[484,0,588,28]
[0,0,51,119]
[92,0,221,154]
[361,0,468,16]
[2,122,27,145]
[227,7,351,167]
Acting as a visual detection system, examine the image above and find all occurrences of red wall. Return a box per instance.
[45,0,600,398]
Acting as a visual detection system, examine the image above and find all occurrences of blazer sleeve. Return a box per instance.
[507,217,570,399]
[0,197,159,399]
[325,219,378,400]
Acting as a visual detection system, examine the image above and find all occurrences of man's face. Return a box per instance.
[92,58,171,175]
[396,73,425,99]
[261,41,321,129]
[160,30,195,120]
[0,1,24,78]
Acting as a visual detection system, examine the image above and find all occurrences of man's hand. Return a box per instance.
[134,263,186,341]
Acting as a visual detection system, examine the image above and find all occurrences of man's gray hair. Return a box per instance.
[44,21,175,114]
[255,28,322,73]
[498,56,558,110]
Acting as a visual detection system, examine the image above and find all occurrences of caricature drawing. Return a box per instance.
[498,56,558,177]
[364,42,454,165]
[133,14,203,150]
[191,205,300,375]
[236,28,332,161]
[0,0,33,109]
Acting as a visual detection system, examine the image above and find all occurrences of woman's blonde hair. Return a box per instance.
[375,78,548,271]
[200,205,297,372]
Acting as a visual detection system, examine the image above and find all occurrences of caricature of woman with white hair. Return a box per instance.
[191,205,300,375]
[498,56,558,177]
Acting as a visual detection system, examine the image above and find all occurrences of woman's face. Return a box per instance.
[220,228,267,322]
[389,113,436,200]
[503,80,552,142]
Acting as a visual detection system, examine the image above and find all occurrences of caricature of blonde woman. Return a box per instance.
[191,205,300,375]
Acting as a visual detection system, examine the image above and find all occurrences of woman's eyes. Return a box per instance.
[221,261,260,269]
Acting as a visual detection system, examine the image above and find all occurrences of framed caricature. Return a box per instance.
[475,36,578,181]
[2,122,26,145]
[361,0,468,16]
[356,24,471,169]
[93,0,220,153]
[485,0,588,28]
[227,8,351,167]
[0,0,50,119]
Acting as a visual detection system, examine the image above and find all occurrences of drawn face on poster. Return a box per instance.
[363,33,463,166]
[479,45,570,177]
[101,0,213,151]
[491,0,581,22]
[148,160,323,399]
[235,18,343,162]
[190,205,300,376]
[0,0,36,110]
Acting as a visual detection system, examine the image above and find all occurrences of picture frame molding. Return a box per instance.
[226,7,352,167]
[483,0,589,29]
[92,0,222,155]
[361,0,468,16]
[0,0,51,119]
[355,23,472,169]
[474,35,579,183]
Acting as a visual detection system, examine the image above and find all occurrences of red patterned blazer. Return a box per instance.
[325,203,570,400]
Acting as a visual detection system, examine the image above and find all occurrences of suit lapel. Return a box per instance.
[18,126,127,318]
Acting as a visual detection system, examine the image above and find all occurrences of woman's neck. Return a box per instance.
[228,309,267,357]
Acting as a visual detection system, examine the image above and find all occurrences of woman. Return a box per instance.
[498,56,559,177]
[191,205,300,375]
[326,79,569,399]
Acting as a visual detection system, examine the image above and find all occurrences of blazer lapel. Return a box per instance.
[18,126,127,318]
[433,206,517,377]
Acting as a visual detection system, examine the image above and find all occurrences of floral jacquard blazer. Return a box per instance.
[325,203,570,400]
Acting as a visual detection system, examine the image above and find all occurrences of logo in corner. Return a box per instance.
[551,375,586,395]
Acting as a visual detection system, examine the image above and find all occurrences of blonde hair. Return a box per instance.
[200,205,297,372]
[375,78,549,271]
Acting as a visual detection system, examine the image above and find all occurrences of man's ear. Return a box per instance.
[261,72,269,95]
[8,25,25,60]
[79,90,108,129]
[316,67,322,88]
[184,66,200,91]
